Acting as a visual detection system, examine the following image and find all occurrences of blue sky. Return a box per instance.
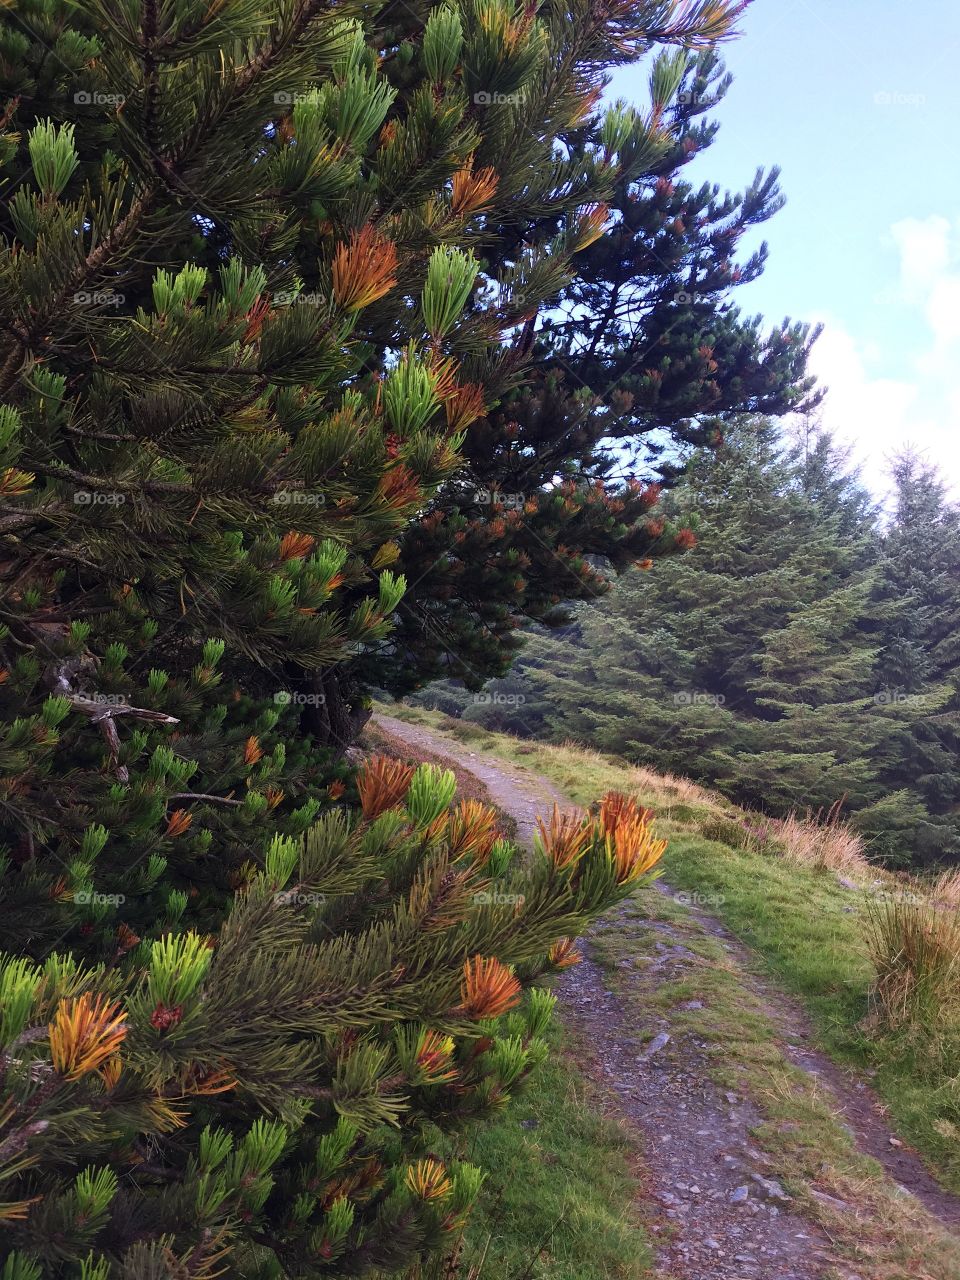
[611,0,960,494]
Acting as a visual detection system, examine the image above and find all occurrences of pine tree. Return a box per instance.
[382,43,822,698]
[466,420,956,865]
[868,453,960,860]
[0,0,735,1272]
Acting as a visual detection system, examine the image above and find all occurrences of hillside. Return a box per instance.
[369,704,960,1280]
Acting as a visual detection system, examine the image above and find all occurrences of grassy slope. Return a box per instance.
[377,703,960,1198]
[454,1020,652,1280]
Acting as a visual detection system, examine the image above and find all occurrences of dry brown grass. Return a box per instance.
[774,806,870,876]
[550,737,719,814]
[931,866,960,910]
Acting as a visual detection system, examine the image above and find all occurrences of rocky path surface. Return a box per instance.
[373,713,960,1278]
[556,939,833,1280]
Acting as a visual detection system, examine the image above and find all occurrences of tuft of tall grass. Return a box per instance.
[865,895,960,1035]
[774,803,869,876]
[931,866,960,910]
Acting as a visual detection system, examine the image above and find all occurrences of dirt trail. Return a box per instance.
[373,713,960,1277]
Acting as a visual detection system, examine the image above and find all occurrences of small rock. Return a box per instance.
[642,1032,672,1059]
[679,999,704,1010]
[730,1185,750,1204]
[889,1136,903,1148]
[725,1090,739,1103]
[750,1173,792,1202]
[704,1237,722,1251]
[836,875,859,891]
[520,1118,539,1130]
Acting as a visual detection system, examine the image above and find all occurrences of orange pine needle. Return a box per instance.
[0,466,34,497]
[597,791,653,836]
[116,923,140,953]
[548,937,582,969]
[279,531,316,562]
[573,203,608,250]
[429,354,461,404]
[357,753,414,819]
[98,1055,123,1090]
[0,1196,42,1222]
[458,955,521,1020]
[568,86,602,127]
[180,1063,237,1096]
[243,735,263,766]
[451,160,499,216]
[49,992,128,1081]
[332,225,398,310]
[534,804,592,871]
[406,1158,453,1201]
[443,381,486,432]
[606,816,667,886]
[165,808,193,838]
[376,463,423,511]
[447,799,499,865]
[414,1030,458,1084]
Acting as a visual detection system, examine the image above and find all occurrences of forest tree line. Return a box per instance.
[416,421,960,869]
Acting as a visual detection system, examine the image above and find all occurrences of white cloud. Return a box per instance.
[889,215,952,302]
[809,215,960,496]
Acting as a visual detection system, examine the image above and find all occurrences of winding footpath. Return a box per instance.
[373,713,960,1280]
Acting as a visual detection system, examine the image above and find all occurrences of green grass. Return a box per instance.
[452,1020,652,1280]
[374,702,960,1196]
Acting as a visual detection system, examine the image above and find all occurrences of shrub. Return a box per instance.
[0,760,664,1274]
[865,896,960,1036]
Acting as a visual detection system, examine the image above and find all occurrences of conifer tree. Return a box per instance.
[868,453,960,860]
[454,420,957,865]
[382,43,822,697]
[0,0,742,1273]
